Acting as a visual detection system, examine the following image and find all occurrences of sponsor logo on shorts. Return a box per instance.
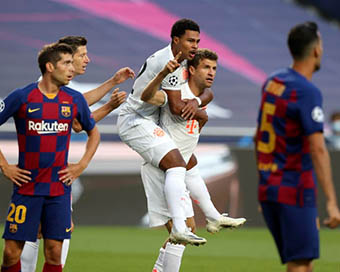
[66,227,72,233]
[153,128,165,137]
[9,223,18,233]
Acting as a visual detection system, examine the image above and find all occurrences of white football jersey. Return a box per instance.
[119,44,188,123]
[160,82,201,163]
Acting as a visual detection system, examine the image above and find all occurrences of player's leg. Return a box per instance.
[286,260,313,272]
[41,192,72,271]
[2,193,43,272]
[119,117,204,243]
[185,155,246,232]
[21,239,40,272]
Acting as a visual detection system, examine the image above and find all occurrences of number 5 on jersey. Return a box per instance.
[257,102,276,153]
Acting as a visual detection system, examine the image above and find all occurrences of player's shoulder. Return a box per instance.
[60,85,84,98]
[146,44,172,69]
[10,82,38,97]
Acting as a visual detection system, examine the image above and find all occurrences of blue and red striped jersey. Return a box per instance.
[0,82,95,196]
[255,68,323,207]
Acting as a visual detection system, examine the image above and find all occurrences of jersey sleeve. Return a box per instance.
[299,86,323,135]
[0,89,23,126]
[75,94,96,132]
[161,68,182,91]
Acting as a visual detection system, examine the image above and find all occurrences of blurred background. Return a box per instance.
[1,0,340,228]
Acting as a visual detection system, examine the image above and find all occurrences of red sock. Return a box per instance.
[42,263,62,272]
[1,261,21,272]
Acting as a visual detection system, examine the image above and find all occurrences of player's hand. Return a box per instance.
[161,52,182,76]
[323,201,340,229]
[107,88,126,110]
[111,67,135,85]
[0,164,31,186]
[181,98,199,120]
[58,163,86,186]
[197,110,208,133]
[72,118,83,133]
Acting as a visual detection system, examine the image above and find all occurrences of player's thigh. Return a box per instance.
[118,116,178,167]
[41,193,71,241]
[280,204,319,263]
[3,192,43,242]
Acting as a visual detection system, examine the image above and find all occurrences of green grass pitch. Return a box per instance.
[1,227,339,271]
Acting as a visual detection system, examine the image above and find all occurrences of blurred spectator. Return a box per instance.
[326,112,340,149]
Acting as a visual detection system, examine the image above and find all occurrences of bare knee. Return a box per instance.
[287,260,313,272]
[2,240,24,267]
[44,239,63,265]
[159,149,186,171]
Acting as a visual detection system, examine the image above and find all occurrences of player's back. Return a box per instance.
[256,68,323,206]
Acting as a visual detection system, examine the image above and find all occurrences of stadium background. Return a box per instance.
[1,0,340,271]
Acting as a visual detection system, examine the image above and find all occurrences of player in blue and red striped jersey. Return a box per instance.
[255,21,340,272]
[0,42,100,272]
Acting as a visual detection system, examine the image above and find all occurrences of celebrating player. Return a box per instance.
[141,49,246,272]
[0,42,100,272]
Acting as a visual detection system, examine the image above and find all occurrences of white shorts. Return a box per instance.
[141,162,194,228]
[117,114,177,167]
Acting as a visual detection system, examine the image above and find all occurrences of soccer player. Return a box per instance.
[20,36,135,272]
[255,21,340,272]
[141,49,246,272]
[0,42,100,272]
[118,18,211,245]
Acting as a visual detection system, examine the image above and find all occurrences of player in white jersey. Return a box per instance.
[141,49,246,272]
[20,36,135,272]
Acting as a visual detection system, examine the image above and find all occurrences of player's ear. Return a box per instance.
[189,65,195,76]
[173,36,180,45]
[46,62,54,73]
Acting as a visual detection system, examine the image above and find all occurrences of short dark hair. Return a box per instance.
[287,21,319,60]
[58,36,87,53]
[38,42,73,74]
[188,48,218,68]
[170,18,200,39]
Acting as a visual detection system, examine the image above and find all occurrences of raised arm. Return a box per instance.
[141,52,182,106]
[83,67,134,106]
[58,126,100,185]
[72,88,126,132]
[308,132,340,228]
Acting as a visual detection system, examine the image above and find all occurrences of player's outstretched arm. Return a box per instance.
[0,149,31,186]
[72,88,127,133]
[58,126,100,185]
[308,132,340,228]
[83,67,134,106]
[141,52,181,106]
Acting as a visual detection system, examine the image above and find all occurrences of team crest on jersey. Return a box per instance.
[153,128,165,137]
[168,75,178,86]
[9,223,18,234]
[61,106,71,117]
[0,99,5,113]
[311,106,324,123]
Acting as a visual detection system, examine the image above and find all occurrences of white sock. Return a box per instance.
[61,239,70,268]
[163,242,185,272]
[186,165,221,221]
[21,239,40,272]
[153,247,165,272]
[164,167,187,233]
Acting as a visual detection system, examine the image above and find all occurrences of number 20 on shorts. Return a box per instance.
[7,203,27,224]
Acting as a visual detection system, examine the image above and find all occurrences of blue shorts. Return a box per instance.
[261,201,319,264]
[2,191,72,242]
